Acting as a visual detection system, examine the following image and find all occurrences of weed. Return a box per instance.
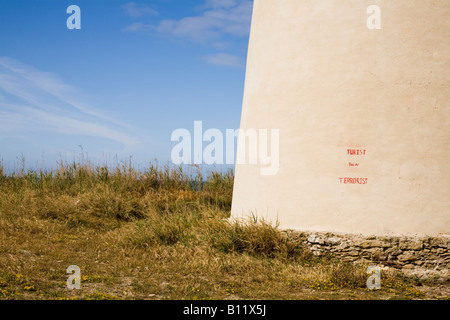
[209,219,312,262]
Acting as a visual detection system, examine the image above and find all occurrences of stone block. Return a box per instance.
[399,241,424,251]
[397,251,416,262]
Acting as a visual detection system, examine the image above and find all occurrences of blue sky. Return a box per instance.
[0,0,253,173]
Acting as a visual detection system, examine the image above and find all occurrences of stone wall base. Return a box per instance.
[283,230,450,279]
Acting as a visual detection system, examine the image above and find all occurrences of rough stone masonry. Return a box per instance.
[283,231,450,278]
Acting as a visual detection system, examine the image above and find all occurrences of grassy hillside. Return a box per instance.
[0,160,446,300]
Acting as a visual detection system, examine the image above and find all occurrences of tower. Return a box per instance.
[231,0,450,236]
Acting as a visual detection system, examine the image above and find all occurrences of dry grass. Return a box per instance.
[0,160,446,300]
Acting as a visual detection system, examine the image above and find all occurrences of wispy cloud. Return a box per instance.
[122,2,158,18]
[203,53,244,68]
[123,0,253,44]
[0,57,138,149]
[122,22,151,33]
[202,0,239,9]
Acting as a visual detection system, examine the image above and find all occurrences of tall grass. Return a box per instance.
[0,159,233,229]
[209,219,313,262]
[0,158,312,261]
[0,158,431,300]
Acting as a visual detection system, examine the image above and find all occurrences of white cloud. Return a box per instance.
[0,57,138,149]
[203,53,244,68]
[123,0,253,44]
[202,0,238,9]
[122,22,152,33]
[122,2,158,18]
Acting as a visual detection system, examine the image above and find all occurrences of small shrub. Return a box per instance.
[125,213,198,247]
[327,263,368,289]
[209,219,312,262]
[86,191,147,221]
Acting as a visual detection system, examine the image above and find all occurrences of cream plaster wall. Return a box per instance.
[231,0,450,236]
